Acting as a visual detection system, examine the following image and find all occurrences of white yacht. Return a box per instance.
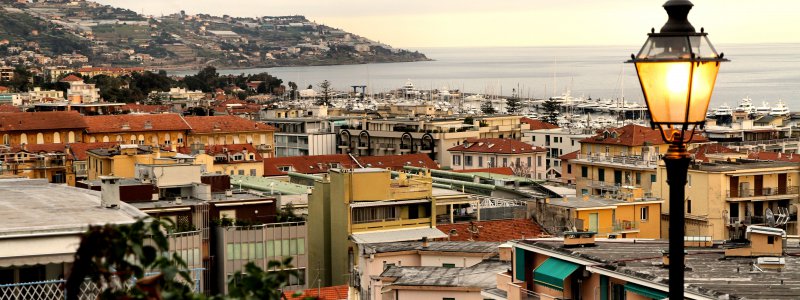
[755,101,771,115]
[401,80,420,98]
[713,103,732,117]
[770,100,790,116]
[735,97,756,114]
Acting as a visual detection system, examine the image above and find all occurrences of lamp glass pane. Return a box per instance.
[636,36,691,60]
[687,61,720,123]
[689,36,720,59]
[635,61,692,123]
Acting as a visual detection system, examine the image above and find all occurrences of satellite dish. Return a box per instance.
[765,208,776,227]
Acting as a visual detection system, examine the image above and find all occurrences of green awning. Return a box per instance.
[624,283,668,300]
[533,257,580,291]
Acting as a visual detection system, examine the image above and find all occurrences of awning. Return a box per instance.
[624,283,668,300]
[533,257,580,291]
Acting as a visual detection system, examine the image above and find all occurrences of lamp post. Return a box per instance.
[627,1,727,298]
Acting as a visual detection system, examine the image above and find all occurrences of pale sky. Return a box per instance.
[96,0,799,48]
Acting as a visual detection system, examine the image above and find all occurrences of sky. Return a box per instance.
[96,0,800,48]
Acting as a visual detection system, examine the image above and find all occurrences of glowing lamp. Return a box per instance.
[627,0,727,144]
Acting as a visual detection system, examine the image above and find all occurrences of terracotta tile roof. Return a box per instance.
[355,153,439,170]
[579,124,707,147]
[0,86,9,92]
[121,104,172,114]
[263,154,357,177]
[521,117,559,130]
[558,150,579,161]
[437,219,544,242]
[447,138,545,154]
[690,144,740,162]
[84,114,191,133]
[178,144,263,161]
[60,74,84,82]
[283,285,348,300]
[0,111,87,132]
[67,142,119,160]
[453,167,515,176]
[184,115,275,133]
[748,151,800,163]
[0,104,20,113]
[11,143,67,154]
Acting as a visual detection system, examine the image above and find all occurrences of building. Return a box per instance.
[522,121,593,181]
[262,116,340,157]
[558,150,579,185]
[261,154,438,178]
[653,159,800,240]
[531,195,662,238]
[75,66,146,78]
[83,114,192,146]
[60,74,101,103]
[308,168,447,287]
[355,241,504,300]
[0,67,14,82]
[0,178,146,284]
[0,143,72,184]
[0,111,87,145]
[182,144,264,177]
[494,232,799,300]
[184,115,276,157]
[85,144,190,180]
[447,138,547,180]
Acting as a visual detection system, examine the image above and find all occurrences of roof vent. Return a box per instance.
[121,122,130,130]
[563,231,596,247]
[143,121,153,130]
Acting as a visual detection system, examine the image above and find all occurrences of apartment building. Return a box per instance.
[447,138,547,180]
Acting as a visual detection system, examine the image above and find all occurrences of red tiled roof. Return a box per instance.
[178,144,263,161]
[263,154,357,177]
[68,142,119,160]
[558,150,579,161]
[579,124,707,147]
[283,285,348,300]
[437,219,544,242]
[453,167,515,176]
[84,114,191,133]
[0,104,20,113]
[521,117,559,130]
[0,86,9,92]
[447,138,545,154]
[748,151,800,163]
[184,115,275,133]
[0,111,87,132]
[355,153,439,170]
[690,144,740,162]
[60,74,84,82]
[11,143,67,154]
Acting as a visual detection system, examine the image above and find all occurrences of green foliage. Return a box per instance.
[542,98,561,125]
[226,259,298,300]
[506,97,522,114]
[316,80,332,106]
[480,101,496,115]
[463,116,474,125]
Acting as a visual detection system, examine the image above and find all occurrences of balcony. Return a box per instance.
[726,186,799,200]
[612,220,640,233]
[729,214,797,226]
[351,217,432,232]
[256,144,273,151]
[357,142,369,150]
[575,153,658,169]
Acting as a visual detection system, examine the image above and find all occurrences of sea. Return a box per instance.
[174,43,800,112]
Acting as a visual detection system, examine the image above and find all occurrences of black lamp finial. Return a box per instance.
[660,0,696,33]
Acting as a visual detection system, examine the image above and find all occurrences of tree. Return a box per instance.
[287,81,298,100]
[480,100,496,115]
[506,97,522,114]
[256,81,268,94]
[510,161,533,178]
[542,98,561,125]
[316,80,332,106]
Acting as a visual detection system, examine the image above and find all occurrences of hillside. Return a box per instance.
[0,0,428,70]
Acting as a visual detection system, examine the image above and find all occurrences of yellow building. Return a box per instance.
[184,115,277,158]
[308,168,447,286]
[86,144,187,180]
[653,158,800,240]
[544,195,662,239]
[83,114,191,147]
[0,111,87,145]
[181,144,264,177]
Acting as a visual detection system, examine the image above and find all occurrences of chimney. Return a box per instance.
[99,176,122,208]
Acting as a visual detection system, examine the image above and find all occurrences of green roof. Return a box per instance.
[533,257,580,291]
[625,283,668,300]
[230,175,310,195]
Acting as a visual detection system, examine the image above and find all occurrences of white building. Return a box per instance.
[522,127,593,180]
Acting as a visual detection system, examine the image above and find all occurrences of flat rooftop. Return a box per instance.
[365,241,501,254]
[0,179,147,237]
[519,239,800,299]
[691,159,799,172]
[381,260,508,288]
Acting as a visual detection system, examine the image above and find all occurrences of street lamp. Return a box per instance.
[627,0,727,299]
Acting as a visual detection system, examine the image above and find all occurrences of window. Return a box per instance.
[527,157,532,167]
[537,156,542,167]
[265,238,306,257]
[687,200,692,214]
[502,157,508,167]
[640,207,649,222]
[488,157,495,167]
[571,140,575,146]
[768,236,775,244]
[383,262,396,270]
[567,164,572,174]
[581,189,588,195]
[352,206,398,223]
[651,174,657,182]
[478,156,483,167]
[443,298,456,300]
[464,155,473,166]
[687,174,692,187]
[238,170,245,175]
[581,166,588,178]
[532,136,536,142]
[442,263,456,268]
[636,172,642,185]
[453,155,461,166]
[598,168,605,181]
[612,283,626,300]
[250,169,257,176]
[515,157,520,167]
[233,154,244,161]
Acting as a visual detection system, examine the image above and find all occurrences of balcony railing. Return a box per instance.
[729,214,797,226]
[577,153,658,167]
[612,220,640,232]
[726,186,799,198]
